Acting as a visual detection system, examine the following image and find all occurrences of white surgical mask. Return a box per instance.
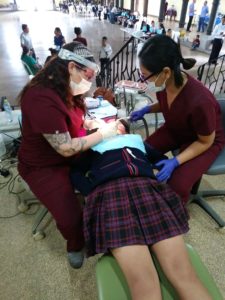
[70,77,92,96]
[147,73,167,93]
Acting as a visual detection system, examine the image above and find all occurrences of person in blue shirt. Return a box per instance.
[187,0,196,32]
[197,1,209,33]
[54,27,66,50]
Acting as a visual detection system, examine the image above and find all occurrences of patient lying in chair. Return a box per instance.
[71,120,167,196]
[71,119,212,300]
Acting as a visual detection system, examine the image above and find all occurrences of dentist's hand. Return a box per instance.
[130,106,151,122]
[98,121,120,140]
[86,118,106,130]
[155,157,179,182]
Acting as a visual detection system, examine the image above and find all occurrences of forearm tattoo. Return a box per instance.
[43,132,87,156]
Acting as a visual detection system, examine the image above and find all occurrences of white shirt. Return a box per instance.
[212,23,225,39]
[20,32,33,50]
[98,4,102,12]
[99,44,112,59]
[111,6,117,13]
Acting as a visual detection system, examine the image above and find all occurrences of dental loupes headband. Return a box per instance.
[58,48,100,73]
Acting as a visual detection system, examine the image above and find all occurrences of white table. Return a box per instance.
[0,110,21,131]
[0,110,21,150]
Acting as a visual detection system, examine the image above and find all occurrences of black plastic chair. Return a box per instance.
[190,99,225,230]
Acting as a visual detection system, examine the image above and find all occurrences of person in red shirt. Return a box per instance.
[73,27,87,46]
[130,35,225,205]
[18,42,121,268]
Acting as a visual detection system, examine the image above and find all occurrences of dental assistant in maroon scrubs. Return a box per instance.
[131,35,225,204]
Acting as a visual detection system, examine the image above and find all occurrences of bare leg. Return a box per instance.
[151,236,212,300]
[111,245,162,300]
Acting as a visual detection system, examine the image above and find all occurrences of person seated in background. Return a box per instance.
[141,20,150,33]
[157,23,166,35]
[191,34,200,50]
[54,27,66,50]
[166,28,173,38]
[73,27,87,46]
[166,28,180,43]
[149,20,157,35]
[44,47,58,65]
[21,46,41,75]
[116,8,127,25]
[70,120,212,300]
[127,12,137,28]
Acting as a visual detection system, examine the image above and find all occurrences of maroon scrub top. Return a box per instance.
[156,74,225,149]
[18,86,86,168]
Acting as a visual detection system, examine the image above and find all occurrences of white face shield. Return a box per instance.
[58,48,100,74]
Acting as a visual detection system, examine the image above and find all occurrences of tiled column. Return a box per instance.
[130,0,134,12]
[143,0,148,17]
[179,0,189,28]
[52,0,57,10]
[120,0,124,8]
[207,0,220,35]
[158,0,166,22]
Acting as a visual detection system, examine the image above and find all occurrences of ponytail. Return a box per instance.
[181,58,196,70]
[139,35,197,88]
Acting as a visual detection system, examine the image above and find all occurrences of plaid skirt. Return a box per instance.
[83,177,189,256]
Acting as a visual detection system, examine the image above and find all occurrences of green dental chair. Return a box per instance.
[96,244,223,300]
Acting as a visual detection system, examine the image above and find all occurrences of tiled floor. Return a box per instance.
[0,10,225,300]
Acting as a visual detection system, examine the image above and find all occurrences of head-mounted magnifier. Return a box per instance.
[58,48,100,74]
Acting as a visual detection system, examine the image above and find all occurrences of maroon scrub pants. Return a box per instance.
[146,125,223,204]
[18,164,84,252]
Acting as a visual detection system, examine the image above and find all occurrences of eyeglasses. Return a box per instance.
[75,64,97,80]
[139,72,156,83]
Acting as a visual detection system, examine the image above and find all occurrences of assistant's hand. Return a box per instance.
[98,121,120,140]
[154,157,179,182]
[130,106,150,122]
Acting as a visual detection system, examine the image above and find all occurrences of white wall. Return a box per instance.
[123,0,131,10]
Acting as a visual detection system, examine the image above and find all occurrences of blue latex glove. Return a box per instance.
[130,106,150,122]
[155,157,179,182]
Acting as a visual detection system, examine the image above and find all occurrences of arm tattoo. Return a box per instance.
[43,132,87,156]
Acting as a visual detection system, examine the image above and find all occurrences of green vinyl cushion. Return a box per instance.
[96,244,223,300]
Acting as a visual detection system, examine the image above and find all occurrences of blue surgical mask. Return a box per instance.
[147,73,167,93]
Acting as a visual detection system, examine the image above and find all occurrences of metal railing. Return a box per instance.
[100,36,140,89]
[100,32,225,97]
[197,54,225,95]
